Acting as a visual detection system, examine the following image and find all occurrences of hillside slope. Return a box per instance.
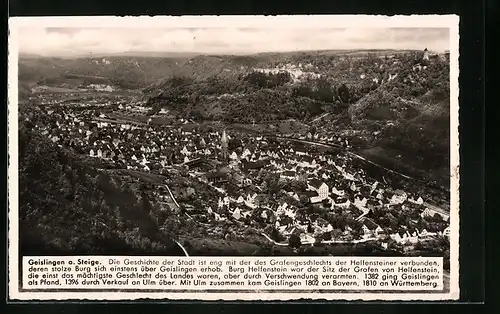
[19,50,423,91]
[146,51,449,124]
[18,56,188,89]
[145,51,451,187]
[18,122,184,255]
[348,56,450,186]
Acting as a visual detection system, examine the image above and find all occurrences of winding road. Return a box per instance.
[164,184,180,209]
[261,232,378,246]
[175,240,190,257]
[310,112,331,123]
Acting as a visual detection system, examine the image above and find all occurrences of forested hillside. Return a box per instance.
[145,50,449,122]
[18,123,184,255]
[145,50,450,187]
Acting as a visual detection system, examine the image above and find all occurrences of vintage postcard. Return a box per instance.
[8,15,459,301]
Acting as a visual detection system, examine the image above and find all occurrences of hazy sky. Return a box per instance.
[18,27,450,56]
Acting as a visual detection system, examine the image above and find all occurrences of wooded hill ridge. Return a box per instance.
[19,49,451,187]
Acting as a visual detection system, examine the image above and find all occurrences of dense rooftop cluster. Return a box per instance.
[24,99,450,249]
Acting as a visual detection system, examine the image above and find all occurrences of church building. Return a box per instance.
[221,128,229,161]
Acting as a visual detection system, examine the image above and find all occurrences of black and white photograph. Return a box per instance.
[8,16,460,300]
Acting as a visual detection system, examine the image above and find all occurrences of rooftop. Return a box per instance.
[308,178,325,189]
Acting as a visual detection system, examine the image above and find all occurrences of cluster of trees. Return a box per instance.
[349,88,405,121]
[346,81,379,104]
[409,236,450,270]
[243,71,292,89]
[150,73,351,124]
[292,77,347,105]
[379,112,450,175]
[205,89,326,123]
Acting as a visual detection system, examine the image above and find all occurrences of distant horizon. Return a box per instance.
[18,47,448,59]
[17,27,450,57]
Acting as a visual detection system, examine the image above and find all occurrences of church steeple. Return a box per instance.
[221,128,228,160]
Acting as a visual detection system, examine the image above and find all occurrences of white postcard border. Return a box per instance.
[8,14,460,301]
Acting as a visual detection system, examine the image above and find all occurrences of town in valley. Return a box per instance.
[17,26,452,262]
[19,48,451,258]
